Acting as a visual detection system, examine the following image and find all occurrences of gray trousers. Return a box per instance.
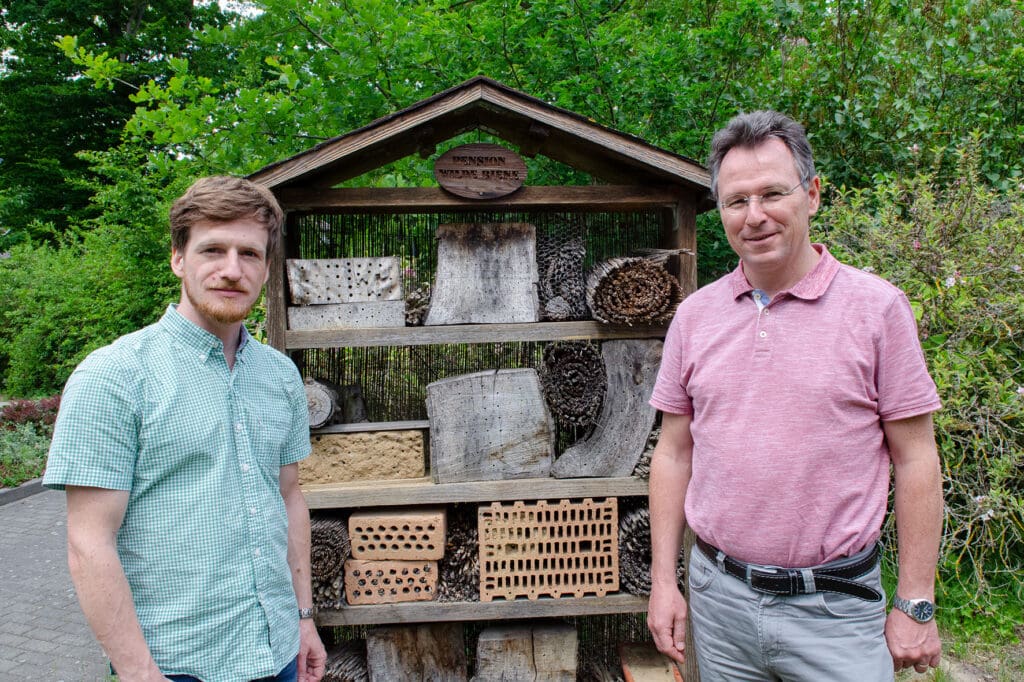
[687,544,894,681]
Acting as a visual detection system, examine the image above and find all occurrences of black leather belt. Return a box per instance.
[696,537,882,602]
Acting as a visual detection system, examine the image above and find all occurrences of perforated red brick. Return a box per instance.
[348,507,446,560]
[478,498,619,601]
[344,559,438,605]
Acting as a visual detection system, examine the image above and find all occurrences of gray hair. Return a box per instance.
[707,110,816,199]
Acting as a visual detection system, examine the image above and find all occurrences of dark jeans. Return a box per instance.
[115,657,298,682]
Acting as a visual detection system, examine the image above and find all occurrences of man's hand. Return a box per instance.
[297,619,327,682]
[885,609,941,674]
[648,583,688,665]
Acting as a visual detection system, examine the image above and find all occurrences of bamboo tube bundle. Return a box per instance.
[538,234,587,321]
[323,639,368,682]
[631,427,661,479]
[313,574,345,611]
[618,503,685,596]
[540,341,606,429]
[311,516,350,609]
[586,257,681,326]
[436,504,479,602]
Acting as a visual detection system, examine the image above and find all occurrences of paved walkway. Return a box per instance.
[0,489,109,681]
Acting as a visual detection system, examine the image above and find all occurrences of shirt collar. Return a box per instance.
[159,304,252,363]
[728,244,840,302]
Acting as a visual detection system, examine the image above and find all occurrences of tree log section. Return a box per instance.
[425,223,539,325]
[426,369,554,484]
[552,340,661,478]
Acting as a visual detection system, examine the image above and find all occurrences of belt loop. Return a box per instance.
[800,568,816,594]
[716,550,727,575]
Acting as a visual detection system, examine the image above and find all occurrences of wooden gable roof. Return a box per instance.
[248,76,711,196]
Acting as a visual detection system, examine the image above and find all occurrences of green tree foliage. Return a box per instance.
[0,0,228,249]
[820,142,1024,639]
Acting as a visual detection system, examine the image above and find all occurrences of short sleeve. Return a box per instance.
[649,311,694,415]
[279,363,311,467]
[876,292,942,421]
[43,348,140,491]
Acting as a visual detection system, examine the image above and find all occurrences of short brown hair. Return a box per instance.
[707,110,816,200]
[169,176,284,255]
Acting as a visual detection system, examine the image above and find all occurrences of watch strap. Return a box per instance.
[298,606,316,620]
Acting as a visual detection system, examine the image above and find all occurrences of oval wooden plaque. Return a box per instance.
[434,143,527,199]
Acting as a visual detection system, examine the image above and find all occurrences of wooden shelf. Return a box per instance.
[302,476,649,509]
[316,593,649,626]
[285,320,667,350]
[312,420,430,435]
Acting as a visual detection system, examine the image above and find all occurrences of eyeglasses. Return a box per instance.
[719,179,808,215]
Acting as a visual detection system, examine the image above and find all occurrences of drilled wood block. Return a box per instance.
[349,507,446,560]
[301,431,425,484]
[287,301,405,330]
[286,257,403,305]
[344,559,438,605]
[478,498,619,602]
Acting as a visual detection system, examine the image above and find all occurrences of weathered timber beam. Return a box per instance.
[276,185,684,213]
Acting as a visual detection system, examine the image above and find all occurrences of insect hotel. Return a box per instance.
[249,77,713,681]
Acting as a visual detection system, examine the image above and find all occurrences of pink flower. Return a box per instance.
[912,240,921,250]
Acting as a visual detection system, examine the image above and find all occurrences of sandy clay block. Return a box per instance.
[300,430,425,484]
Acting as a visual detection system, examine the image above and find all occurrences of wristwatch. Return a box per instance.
[892,596,935,623]
[298,607,316,620]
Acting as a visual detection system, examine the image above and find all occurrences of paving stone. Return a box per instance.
[0,490,109,681]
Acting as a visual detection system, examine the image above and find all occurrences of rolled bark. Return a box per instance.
[586,257,681,326]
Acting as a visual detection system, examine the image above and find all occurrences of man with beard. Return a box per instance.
[44,177,327,682]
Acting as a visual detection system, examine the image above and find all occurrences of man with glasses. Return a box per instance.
[647,111,943,680]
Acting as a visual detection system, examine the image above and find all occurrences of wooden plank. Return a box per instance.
[425,223,539,325]
[265,212,292,351]
[426,369,553,483]
[672,195,698,297]
[276,185,685,213]
[312,420,430,435]
[552,340,662,478]
[301,475,648,509]
[317,593,649,626]
[285,320,668,349]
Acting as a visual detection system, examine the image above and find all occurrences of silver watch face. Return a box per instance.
[910,600,935,623]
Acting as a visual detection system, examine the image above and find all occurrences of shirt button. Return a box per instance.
[235,422,243,431]
[759,331,768,338]
[254,548,261,557]
[250,507,258,515]
[241,463,251,473]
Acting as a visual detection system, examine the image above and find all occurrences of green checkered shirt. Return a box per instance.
[44,305,310,681]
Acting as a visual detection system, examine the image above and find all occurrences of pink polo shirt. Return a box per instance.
[650,245,940,567]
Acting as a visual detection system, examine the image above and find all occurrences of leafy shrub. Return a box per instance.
[818,140,1024,639]
[0,396,60,429]
[0,423,51,487]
